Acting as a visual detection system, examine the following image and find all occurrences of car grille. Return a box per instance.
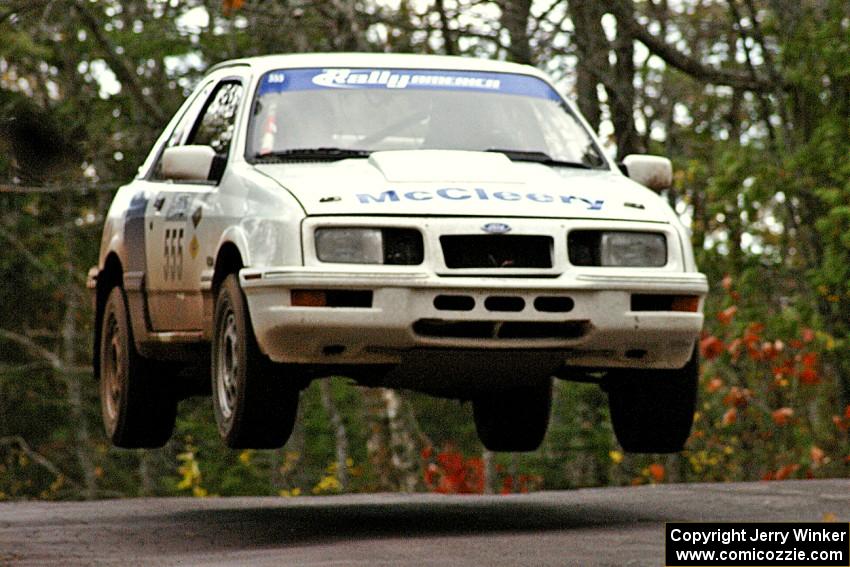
[413,319,590,340]
[439,235,553,269]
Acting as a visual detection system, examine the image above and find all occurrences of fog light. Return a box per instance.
[291,290,327,307]
[671,295,700,312]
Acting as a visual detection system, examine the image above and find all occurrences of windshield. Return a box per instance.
[247,68,607,168]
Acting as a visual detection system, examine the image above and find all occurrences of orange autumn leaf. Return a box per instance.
[716,305,738,325]
[747,346,763,361]
[799,367,820,385]
[722,386,751,408]
[801,352,818,368]
[774,463,800,480]
[845,405,850,420]
[727,338,742,360]
[810,446,826,466]
[706,377,724,393]
[424,463,438,486]
[426,449,489,494]
[771,407,794,426]
[721,274,733,291]
[222,0,245,15]
[740,324,763,360]
[722,407,737,426]
[700,335,725,360]
[648,463,665,482]
[761,341,784,360]
[772,359,795,379]
[747,322,766,335]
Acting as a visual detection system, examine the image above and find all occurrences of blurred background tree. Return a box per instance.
[0,0,848,499]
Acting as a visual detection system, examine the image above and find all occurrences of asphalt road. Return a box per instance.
[1,480,848,566]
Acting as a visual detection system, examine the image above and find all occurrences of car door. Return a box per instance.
[145,79,245,331]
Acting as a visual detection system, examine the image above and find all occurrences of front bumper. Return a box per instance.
[240,267,708,369]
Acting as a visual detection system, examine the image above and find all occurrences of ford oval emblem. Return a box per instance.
[482,223,511,234]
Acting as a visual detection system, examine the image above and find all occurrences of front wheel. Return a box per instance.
[473,380,552,452]
[99,286,177,448]
[605,348,699,453]
[212,274,299,449]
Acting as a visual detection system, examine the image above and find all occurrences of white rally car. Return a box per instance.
[89,53,707,453]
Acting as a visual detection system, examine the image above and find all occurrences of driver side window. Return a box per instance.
[150,81,213,181]
[187,82,243,157]
[150,80,244,182]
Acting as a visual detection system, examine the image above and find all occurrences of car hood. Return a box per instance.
[253,150,674,222]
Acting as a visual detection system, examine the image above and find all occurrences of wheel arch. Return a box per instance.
[212,241,245,299]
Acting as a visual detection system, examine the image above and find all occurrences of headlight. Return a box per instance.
[315,228,424,264]
[600,232,667,267]
[569,231,667,267]
[315,228,383,263]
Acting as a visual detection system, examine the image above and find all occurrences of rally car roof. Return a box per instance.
[208,52,549,81]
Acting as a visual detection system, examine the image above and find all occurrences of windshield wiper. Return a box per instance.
[250,147,371,163]
[486,149,594,169]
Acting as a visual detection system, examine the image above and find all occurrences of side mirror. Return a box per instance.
[622,154,673,192]
[161,145,217,181]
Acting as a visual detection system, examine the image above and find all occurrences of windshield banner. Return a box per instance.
[257,68,561,101]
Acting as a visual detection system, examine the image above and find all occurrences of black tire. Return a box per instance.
[606,348,699,453]
[99,286,177,448]
[212,274,299,449]
[473,380,552,452]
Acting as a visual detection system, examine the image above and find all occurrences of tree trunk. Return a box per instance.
[567,1,609,133]
[363,387,394,490]
[499,0,534,64]
[330,0,369,51]
[383,388,420,492]
[435,0,456,55]
[61,196,97,500]
[139,451,155,496]
[482,449,495,494]
[608,1,641,159]
[362,387,421,492]
[319,379,350,492]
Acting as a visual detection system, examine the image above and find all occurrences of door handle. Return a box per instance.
[153,194,166,212]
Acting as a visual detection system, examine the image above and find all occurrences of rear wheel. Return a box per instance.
[473,380,552,452]
[99,286,177,448]
[606,348,699,453]
[212,274,299,449]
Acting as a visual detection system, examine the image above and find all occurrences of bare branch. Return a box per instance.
[727,0,777,144]
[528,0,562,38]
[0,223,88,292]
[319,379,350,491]
[434,0,457,55]
[71,0,166,125]
[0,183,115,193]
[0,435,81,489]
[609,0,778,92]
[0,328,63,371]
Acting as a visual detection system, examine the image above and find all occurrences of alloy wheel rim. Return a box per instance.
[102,313,122,427]
[216,309,239,420]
